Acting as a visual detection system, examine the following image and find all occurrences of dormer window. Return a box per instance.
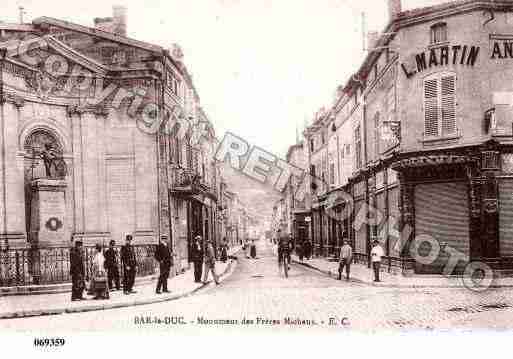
[430,22,447,44]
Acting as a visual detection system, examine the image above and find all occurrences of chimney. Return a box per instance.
[367,31,379,51]
[112,5,127,36]
[93,5,127,36]
[387,0,402,21]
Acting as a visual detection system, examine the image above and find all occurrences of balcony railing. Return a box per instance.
[170,167,217,201]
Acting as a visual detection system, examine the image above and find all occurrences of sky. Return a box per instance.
[3,0,444,157]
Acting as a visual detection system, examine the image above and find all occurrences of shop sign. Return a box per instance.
[401,45,480,78]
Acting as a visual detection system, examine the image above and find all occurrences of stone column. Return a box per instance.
[0,96,27,248]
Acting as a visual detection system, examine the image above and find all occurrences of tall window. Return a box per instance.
[430,22,447,44]
[354,125,362,169]
[387,85,396,122]
[424,72,456,138]
[373,112,380,157]
[329,162,335,185]
[310,139,315,153]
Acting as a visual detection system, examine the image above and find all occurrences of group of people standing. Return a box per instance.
[69,234,174,302]
[337,238,385,282]
[190,235,221,285]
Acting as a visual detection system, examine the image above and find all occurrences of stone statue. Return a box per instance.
[39,143,66,178]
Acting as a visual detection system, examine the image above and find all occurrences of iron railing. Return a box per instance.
[0,244,157,287]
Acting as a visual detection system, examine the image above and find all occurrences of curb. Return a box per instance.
[0,257,238,320]
[0,275,158,297]
[292,259,513,289]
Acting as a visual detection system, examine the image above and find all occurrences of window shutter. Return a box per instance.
[424,78,439,137]
[441,75,456,135]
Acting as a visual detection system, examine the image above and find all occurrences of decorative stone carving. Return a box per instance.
[0,93,26,107]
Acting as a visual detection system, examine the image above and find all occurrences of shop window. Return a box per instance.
[423,72,456,138]
[430,22,447,44]
[329,163,335,185]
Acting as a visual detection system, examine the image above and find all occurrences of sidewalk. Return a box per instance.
[291,254,513,289]
[0,247,241,320]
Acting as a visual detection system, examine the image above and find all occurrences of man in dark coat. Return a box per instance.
[104,239,120,291]
[70,239,85,301]
[120,234,137,294]
[191,235,204,283]
[155,236,172,294]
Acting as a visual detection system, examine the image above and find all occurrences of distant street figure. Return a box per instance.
[104,240,120,291]
[191,236,204,283]
[220,238,228,263]
[155,236,172,294]
[371,239,384,282]
[245,239,251,258]
[70,239,85,301]
[304,239,312,260]
[250,239,257,258]
[338,239,353,281]
[91,243,109,300]
[121,234,137,294]
[297,241,304,261]
[203,239,220,285]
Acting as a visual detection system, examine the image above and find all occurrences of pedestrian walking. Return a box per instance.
[155,236,172,294]
[338,239,353,281]
[104,240,120,291]
[203,238,220,285]
[371,239,384,282]
[191,235,204,283]
[70,239,86,301]
[91,243,110,300]
[120,234,137,294]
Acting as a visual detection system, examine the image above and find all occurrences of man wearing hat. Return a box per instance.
[120,234,137,294]
[104,239,120,291]
[370,239,384,282]
[70,239,85,301]
[338,238,353,281]
[191,235,204,283]
[203,238,219,285]
[155,235,172,294]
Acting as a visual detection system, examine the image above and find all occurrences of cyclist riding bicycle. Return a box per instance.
[277,230,291,270]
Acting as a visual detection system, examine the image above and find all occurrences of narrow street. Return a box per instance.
[4,240,513,332]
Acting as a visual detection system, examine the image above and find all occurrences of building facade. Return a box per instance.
[0,7,222,286]
[300,0,513,275]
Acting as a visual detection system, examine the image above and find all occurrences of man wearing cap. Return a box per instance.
[155,236,172,294]
[70,239,85,301]
[370,239,384,282]
[191,235,204,283]
[203,238,219,285]
[120,234,137,294]
[104,240,120,291]
[338,238,353,281]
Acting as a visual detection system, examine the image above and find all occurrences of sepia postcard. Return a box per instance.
[1,0,513,356]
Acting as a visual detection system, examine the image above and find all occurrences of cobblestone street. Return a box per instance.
[4,240,513,332]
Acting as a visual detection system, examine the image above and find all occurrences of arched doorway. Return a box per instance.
[23,130,64,235]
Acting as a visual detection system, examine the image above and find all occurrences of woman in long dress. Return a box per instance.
[91,244,110,300]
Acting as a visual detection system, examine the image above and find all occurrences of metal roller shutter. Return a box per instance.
[499,179,513,257]
[414,182,469,274]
